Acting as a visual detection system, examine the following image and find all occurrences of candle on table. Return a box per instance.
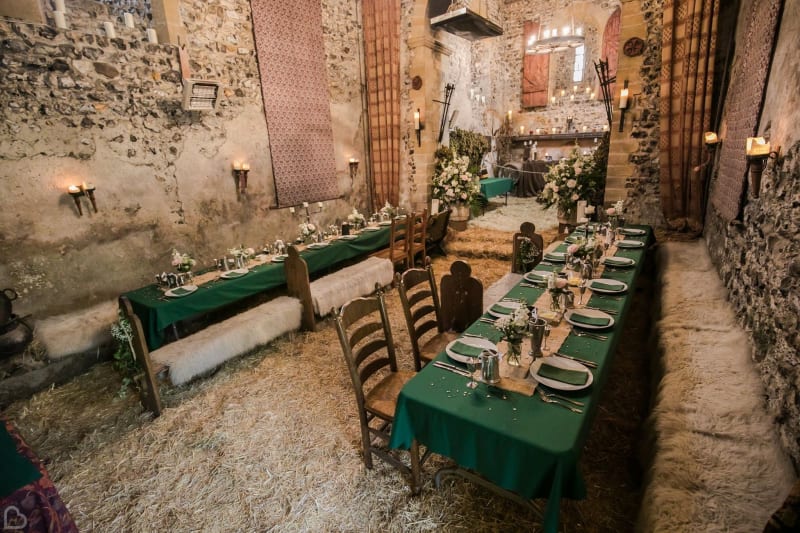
[507,109,512,121]
[519,125,524,135]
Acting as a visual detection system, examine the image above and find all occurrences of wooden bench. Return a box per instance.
[119,295,303,415]
[285,245,395,331]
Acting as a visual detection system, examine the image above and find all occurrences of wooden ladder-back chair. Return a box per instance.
[118,296,163,416]
[372,215,410,269]
[397,257,458,371]
[425,208,451,257]
[440,260,484,333]
[334,286,426,493]
[406,210,428,268]
[512,222,544,274]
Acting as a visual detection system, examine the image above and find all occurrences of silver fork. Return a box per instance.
[537,389,582,413]
[541,389,585,407]
[570,328,608,341]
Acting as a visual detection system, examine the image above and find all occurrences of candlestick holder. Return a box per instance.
[67,184,98,216]
[232,161,250,199]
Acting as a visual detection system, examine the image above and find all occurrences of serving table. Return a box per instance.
[123,226,391,350]
[479,177,515,203]
[390,225,653,532]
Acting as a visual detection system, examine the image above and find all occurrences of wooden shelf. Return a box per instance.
[512,132,606,143]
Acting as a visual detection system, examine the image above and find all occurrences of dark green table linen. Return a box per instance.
[390,224,653,533]
[479,178,515,198]
[124,227,390,349]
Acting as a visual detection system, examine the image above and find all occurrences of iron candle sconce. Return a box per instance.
[618,80,629,132]
[414,109,423,146]
[745,137,779,199]
[67,183,97,216]
[349,158,359,180]
[233,161,250,199]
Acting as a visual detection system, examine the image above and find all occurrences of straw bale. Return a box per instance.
[3,211,651,532]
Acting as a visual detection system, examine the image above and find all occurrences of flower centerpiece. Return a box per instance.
[298,221,317,243]
[494,305,531,366]
[537,147,603,224]
[347,208,366,229]
[431,146,480,209]
[547,274,569,312]
[171,249,196,273]
[606,199,626,228]
[379,201,396,221]
[566,237,602,270]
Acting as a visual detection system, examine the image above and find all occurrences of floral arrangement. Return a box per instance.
[110,312,140,398]
[537,147,602,214]
[379,201,396,219]
[606,199,625,217]
[547,274,569,312]
[298,221,317,240]
[171,249,196,272]
[431,147,480,206]
[347,208,366,227]
[228,246,255,258]
[567,237,601,260]
[494,305,531,365]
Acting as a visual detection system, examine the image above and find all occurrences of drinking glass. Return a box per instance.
[543,324,551,350]
[579,279,588,305]
[465,357,479,389]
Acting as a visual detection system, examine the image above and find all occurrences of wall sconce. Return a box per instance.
[67,183,97,216]
[618,80,629,132]
[232,160,250,199]
[349,157,359,180]
[746,137,778,199]
[566,116,574,132]
[414,109,423,146]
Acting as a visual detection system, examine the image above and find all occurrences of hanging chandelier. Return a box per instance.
[525,16,584,55]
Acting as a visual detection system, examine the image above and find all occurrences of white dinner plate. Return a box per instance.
[543,251,567,262]
[445,336,497,364]
[531,357,593,391]
[165,285,198,298]
[338,235,358,240]
[565,308,615,330]
[587,278,628,294]
[378,220,392,226]
[616,239,644,248]
[524,271,550,284]
[602,256,636,267]
[221,268,249,279]
[619,228,646,236]
[362,226,381,232]
[306,242,330,249]
[487,300,523,318]
[271,255,288,263]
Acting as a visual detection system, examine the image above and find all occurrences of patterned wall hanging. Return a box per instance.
[250,0,339,206]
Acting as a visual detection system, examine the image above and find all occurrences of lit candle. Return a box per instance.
[68,185,80,194]
[302,201,309,208]
[560,89,565,97]
[551,96,556,104]
[241,163,250,171]
[146,28,158,44]
[602,124,608,131]
[55,0,66,12]
[53,11,67,29]
[123,13,135,29]
[103,21,116,39]
[536,128,541,135]
[233,161,242,170]
[481,95,486,105]
[470,88,474,99]
[590,92,596,99]
[746,137,770,157]
[704,131,719,144]
[585,87,591,94]
[582,125,587,132]
[413,110,420,130]
[619,87,629,109]
[318,202,323,208]
[573,85,578,93]
[349,157,356,163]
[289,207,295,213]
[552,127,557,134]
[519,125,524,135]
[507,109,512,121]
[570,94,574,101]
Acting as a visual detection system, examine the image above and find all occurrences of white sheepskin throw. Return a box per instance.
[483,272,523,311]
[151,296,302,386]
[637,241,795,533]
[310,257,394,316]
[35,300,119,359]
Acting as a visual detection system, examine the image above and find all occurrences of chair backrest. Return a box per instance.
[118,296,163,416]
[512,222,544,273]
[384,215,409,266]
[334,288,398,411]
[397,258,442,371]
[426,209,451,250]
[439,260,483,332]
[407,209,428,267]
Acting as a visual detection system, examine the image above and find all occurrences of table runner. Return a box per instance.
[124,227,391,349]
[390,225,652,533]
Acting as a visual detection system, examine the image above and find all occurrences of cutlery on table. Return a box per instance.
[478,317,496,324]
[537,389,582,413]
[570,328,608,341]
[433,362,472,378]
[583,306,618,315]
[553,352,598,369]
[540,389,585,407]
[462,333,486,339]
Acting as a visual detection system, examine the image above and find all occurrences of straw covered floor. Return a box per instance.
[3,200,652,532]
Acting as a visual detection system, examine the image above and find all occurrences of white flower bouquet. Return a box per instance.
[431,153,480,206]
[347,208,366,227]
[171,249,196,272]
[298,221,317,240]
[537,147,602,213]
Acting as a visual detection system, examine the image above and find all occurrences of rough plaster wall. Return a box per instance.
[0,0,367,318]
[705,0,800,466]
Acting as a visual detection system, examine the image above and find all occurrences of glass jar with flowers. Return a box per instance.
[298,222,317,243]
[171,249,196,273]
[494,306,531,366]
[431,146,480,221]
[537,147,603,225]
[347,208,366,231]
[547,274,569,313]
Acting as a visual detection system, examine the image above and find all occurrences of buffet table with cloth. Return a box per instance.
[517,160,550,197]
[390,225,653,533]
[479,177,515,200]
[0,417,77,532]
[124,227,391,349]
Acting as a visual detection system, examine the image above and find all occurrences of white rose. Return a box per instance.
[566,179,577,189]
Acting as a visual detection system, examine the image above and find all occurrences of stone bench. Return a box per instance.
[285,245,394,331]
[119,295,302,415]
[637,240,795,532]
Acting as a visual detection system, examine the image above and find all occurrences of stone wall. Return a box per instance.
[704,0,800,466]
[0,0,367,318]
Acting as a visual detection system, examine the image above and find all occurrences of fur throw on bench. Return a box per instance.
[35,300,119,360]
[310,257,394,316]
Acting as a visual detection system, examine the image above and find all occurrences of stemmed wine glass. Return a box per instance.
[465,356,480,389]
[543,324,551,351]
[579,278,588,305]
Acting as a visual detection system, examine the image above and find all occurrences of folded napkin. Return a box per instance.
[617,240,643,248]
[490,303,516,315]
[544,252,565,261]
[170,287,192,296]
[604,257,632,266]
[525,272,548,283]
[537,363,589,386]
[620,228,645,235]
[569,312,611,327]
[223,271,247,279]
[450,341,484,358]
[590,281,622,291]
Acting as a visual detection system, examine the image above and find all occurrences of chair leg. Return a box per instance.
[361,425,374,469]
[410,439,422,495]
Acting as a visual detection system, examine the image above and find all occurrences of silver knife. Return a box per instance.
[433,362,472,377]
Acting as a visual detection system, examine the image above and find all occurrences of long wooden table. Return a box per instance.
[123,226,391,349]
[390,225,653,532]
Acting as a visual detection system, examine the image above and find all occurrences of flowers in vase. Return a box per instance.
[537,147,602,213]
[606,199,625,217]
[547,274,569,311]
[347,208,366,228]
[298,222,317,240]
[228,246,255,258]
[431,147,479,207]
[171,249,196,272]
[379,201,396,220]
[494,306,531,341]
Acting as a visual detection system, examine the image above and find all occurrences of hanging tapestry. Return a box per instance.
[250,0,339,206]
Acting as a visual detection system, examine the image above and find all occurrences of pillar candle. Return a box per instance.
[55,0,66,12]
[53,10,67,29]
[103,21,116,39]
[123,13,135,28]
[576,200,587,220]
[146,28,158,44]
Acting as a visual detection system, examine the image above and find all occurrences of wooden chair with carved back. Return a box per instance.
[439,260,484,334]
[333,286,427,493]
[371,215,410,269]
[511,222,544,274]
[406,209,428,268]
[396,257,457,371]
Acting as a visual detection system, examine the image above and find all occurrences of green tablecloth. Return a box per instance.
[390,225,652,533]
[124,227,391,349]
[480,177,515,199]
